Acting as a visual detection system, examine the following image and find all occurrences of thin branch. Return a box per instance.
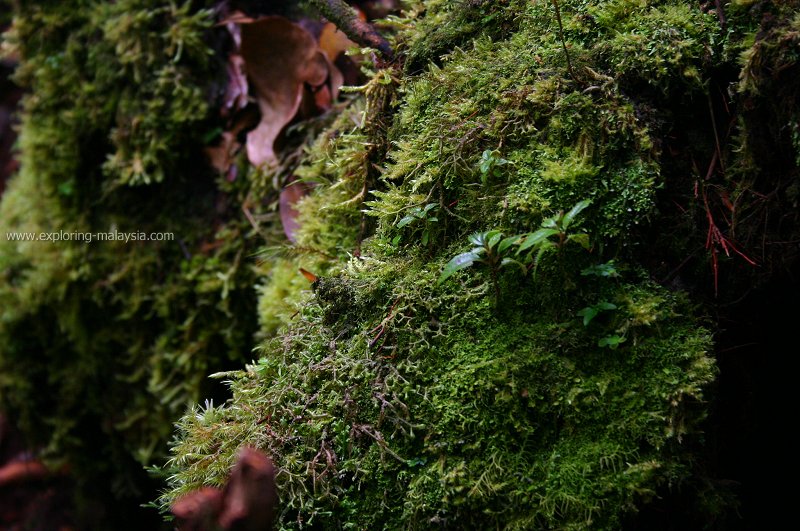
[551,0,577,81]
[307,0,394,60]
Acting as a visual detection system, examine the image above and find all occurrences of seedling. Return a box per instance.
[438,200,593,293]
[479,149,510,186]
[395,203,440,246]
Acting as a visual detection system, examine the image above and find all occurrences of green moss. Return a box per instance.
[9,0,791,527]
[159,2,730,528]
[0,0,263,522]
[166,243,715,528]
[590,1,716,91]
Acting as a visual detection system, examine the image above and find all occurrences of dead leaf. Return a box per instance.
[299,268,319,283]
[280,179,314,242]
[318,14,363,87]
[298,51,343,118]
[206,131,240,175]
[240,17,331,167]
[222,54,248,116]
[218,447,278,531]
[319,21,358,62]
[0,457,49,488]
[172,447,277,531]
[172,487,224,531]
[204,107,259,178]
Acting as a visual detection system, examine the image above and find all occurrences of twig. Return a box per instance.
[714,0,727,29]
[551,0,577,81]
[307,0,394,59]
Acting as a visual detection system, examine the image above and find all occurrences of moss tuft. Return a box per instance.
[161,2,727,528]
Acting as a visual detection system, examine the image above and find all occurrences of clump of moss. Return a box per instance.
[0,0,264,524]
[161,1,728,528]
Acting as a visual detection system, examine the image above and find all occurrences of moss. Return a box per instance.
[0,0,263,524]
[166,244,715,529]
[160,2,731,528]
[403,0,529,73]
[5,0,794,526]
[589,1,716,92]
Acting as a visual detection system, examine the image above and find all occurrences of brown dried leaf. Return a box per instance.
[359,0,402,20]
[205,131,240,174]
[0,457,49,488]
[279,179,314,243]
[319,21,358,62]
[319,20,362,86]
[205,107,258,178]
[298,50,343,118]
[218,447,278,531]
[172,487,224,531]
[222,54,248,116]
[240,17,331,167]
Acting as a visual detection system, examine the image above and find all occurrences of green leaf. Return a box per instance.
[562,199,591,229]
[577,306,599,326]
[487,231,503,250]
[438,252,480,283]
[57,180,74,196]
[422,203,438,215]
[581,261,619,278]
[501,257,528,274]
[531,242,555,275]
[202,127,223,144]
[517,228,559,253]
[577,302,617,326]
[567,232,590,250]
[598,335,626,349]
[541,215,560,230]
[421,230,430,246]
[498,235,519,254]
[397,214,417,228]
[479,150,494,175]
[479,150,509,185]
[468,232,487,247]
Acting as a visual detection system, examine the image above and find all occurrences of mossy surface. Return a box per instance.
[159,1,748,528]
[2,0,797,528]
[0,0,265,523]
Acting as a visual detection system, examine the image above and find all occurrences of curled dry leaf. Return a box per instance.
[172,447,277,531]
[204,106,259,179]
[172,487,224,531]
[280,179,315,243]
[210,13,349,180]
[307,0,394,59]
[319,21,361,87]
[0,456,49,488]
[222,54,248,116]
[218,447,278,531]
[240,17,332,167]
[206,131,241,180]
[319,20,358,61]
[358,0,402,20]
